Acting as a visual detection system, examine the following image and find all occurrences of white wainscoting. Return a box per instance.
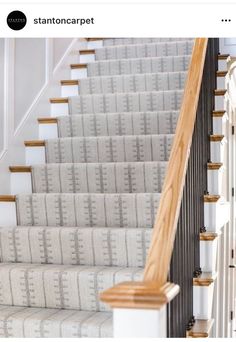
[0,38,84,193]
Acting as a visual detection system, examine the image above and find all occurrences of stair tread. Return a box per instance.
[0,225,151,267]
[50,97,68,103]
[85,54,191,78]
[38,118,58,124]
[193,272,217,286]
[200,232,218,241]
[95,40,193,62]
[78,71,187,95]
[0,305,112,337]
[207,162,223,170]
[45,134,174,164]
[188,319,214,338]
[0,195,16,202]
[16,193,161,228]
[103,38,193,47]
[31,161,168,194]
[68,90,184,115]
[71,63,88,69]
[9,166,32,173]
[216,70,227,77]
[61,80,79,86]
[212,110,226,117]
[56,111,179,137]
[0,263,143,311]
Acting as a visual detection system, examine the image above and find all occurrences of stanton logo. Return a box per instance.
[7,11,27,30]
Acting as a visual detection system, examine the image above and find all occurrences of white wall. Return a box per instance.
[220,38,236,55]
[14,39,46,130]
[53,38,73,69]
[0,38,82,194]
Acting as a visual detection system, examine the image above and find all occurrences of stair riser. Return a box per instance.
[213,115,227,135]
[193,283,214,320]
[87,40,103,49]
[50,103,69,117]
[218,59,227,71]
[204,201,230,232]
[71,67,87,80]
[214,94,226,111]
[207,168,224,195]
[61,84,79,97]
[200,239,218,273]
[39,123,58,140]
[210,140,226,163]
[11,173,32,195]
[0,202,17,226]
[216,76,226,89]
[25,146,46,165]
[80,53,95,63]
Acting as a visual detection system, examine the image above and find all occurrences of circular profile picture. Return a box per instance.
[7,11,27,31]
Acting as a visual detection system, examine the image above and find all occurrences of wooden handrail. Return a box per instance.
[101,38,208,308]
[144,38,208,286]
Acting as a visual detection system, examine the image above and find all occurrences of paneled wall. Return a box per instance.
[53,38,73,69]
[14,39,46,130]
[0,37,79,193]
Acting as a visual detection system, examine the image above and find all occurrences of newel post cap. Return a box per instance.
[100,281,180,310]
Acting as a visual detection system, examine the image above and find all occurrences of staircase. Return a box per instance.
[0,38,230,337]
[0,38,193,338]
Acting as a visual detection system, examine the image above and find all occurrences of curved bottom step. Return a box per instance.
[0,305,112,337]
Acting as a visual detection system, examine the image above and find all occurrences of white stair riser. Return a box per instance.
[217,77,226,89]
[213,115,227,135]
[200,239,218,273]
[39,123,58,140]
[25,146,46,165]
[214,95,225,111]
[193,283,214,319]
[204,201,230,232]
[87,41,103,49]
[113,307,167,338]
[207,168,224,195]
[210,140,226,163]
[50,103,69,117]
[0,202,17,226]
[61,85,79,97]
[218,60,227,71]
[80,53,95,63]
[71,68,87,79]
[11,173,32,195]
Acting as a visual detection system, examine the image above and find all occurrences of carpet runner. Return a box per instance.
[0,37,191,337]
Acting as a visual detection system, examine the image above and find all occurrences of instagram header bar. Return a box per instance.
[0,3,235,37]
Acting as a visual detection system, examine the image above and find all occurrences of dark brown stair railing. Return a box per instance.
[168,38,219,337]
[101,38,219,337]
